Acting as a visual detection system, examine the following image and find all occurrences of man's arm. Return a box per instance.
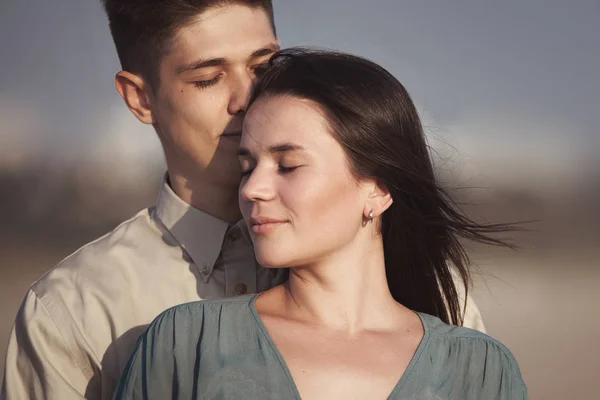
[1,290,93,400]
[448,267,486,333]
[463,291,486,333]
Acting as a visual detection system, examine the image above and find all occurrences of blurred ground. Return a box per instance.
[0,168,598,400]
[469,245,600,400]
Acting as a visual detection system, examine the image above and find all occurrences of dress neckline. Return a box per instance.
[247,292,431,399]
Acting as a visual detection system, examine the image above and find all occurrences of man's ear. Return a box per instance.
[115,71,155,125]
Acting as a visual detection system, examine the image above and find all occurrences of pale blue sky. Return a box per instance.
[1,0,598,187]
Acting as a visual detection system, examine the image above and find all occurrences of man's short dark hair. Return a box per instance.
[102,0,276,91]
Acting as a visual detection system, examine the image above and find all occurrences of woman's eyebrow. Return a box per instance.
[238,142,305,157]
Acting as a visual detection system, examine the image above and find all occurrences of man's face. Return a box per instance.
[151,5,278,188]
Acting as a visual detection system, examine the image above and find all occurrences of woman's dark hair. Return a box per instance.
[249,48,517,325]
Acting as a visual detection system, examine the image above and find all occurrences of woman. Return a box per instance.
[114,49,527,399]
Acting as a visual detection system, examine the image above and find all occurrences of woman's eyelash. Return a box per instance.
[194,76,221,89]
[240,165,299,177]
[278,166,299,174]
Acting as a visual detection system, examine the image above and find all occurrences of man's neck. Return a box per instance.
[168,172,241,224]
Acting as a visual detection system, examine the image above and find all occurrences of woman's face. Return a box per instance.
[238,95,370,268]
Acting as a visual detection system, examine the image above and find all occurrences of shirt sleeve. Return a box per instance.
[449,268,486,333]
[1,290,92,400]
[462,291,486,333]
[478,339,528,400]
[438,332,528,400]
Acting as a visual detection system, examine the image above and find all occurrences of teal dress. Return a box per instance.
[114,294,527,399]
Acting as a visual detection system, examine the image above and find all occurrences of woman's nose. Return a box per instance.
[239,165,276,203]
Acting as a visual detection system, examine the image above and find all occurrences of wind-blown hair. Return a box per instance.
[249,48,517,325]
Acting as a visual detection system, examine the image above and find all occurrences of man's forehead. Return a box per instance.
[169,6,276,64]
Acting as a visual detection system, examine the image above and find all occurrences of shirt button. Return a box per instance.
[234,283,248,295]
[202,265,209,275]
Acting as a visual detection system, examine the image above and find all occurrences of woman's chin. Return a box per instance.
[255,253,293,269]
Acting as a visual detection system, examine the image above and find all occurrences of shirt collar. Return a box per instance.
[153,175,230,281]
[235,217,252,245]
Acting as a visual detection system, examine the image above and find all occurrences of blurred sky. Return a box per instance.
[1,0,598,190]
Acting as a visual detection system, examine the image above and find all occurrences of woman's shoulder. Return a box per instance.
[114,295,261,399]
[419,312,501,341]
[416,313,528,399]
[418,312,522,366]
[157,293,257,319]
[141,294,257,345]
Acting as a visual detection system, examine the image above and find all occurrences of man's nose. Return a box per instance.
[228,71,254,115]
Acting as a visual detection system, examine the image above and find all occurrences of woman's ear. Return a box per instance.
[115,71,155,125]
[362,179,393,220]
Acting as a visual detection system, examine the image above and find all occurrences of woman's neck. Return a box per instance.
[278,236,406,335]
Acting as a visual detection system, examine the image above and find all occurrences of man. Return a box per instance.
[1,1,485,399]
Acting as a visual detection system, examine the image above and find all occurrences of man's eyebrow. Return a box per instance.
[250,43,280,59]
[177,44,280,75]
[237,143,305,157]
[176,58,226,75]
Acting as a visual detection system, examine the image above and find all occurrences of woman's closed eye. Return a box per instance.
[240,164,300,177]
[278,165,300,174]
[239,157,254,177]
[241,167,254,177]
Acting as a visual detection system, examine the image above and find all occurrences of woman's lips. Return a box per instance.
[250,217,287,234]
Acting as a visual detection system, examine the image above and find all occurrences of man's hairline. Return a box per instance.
[132,4,278,93]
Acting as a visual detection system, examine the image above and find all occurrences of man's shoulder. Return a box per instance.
[30,207,160,297]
